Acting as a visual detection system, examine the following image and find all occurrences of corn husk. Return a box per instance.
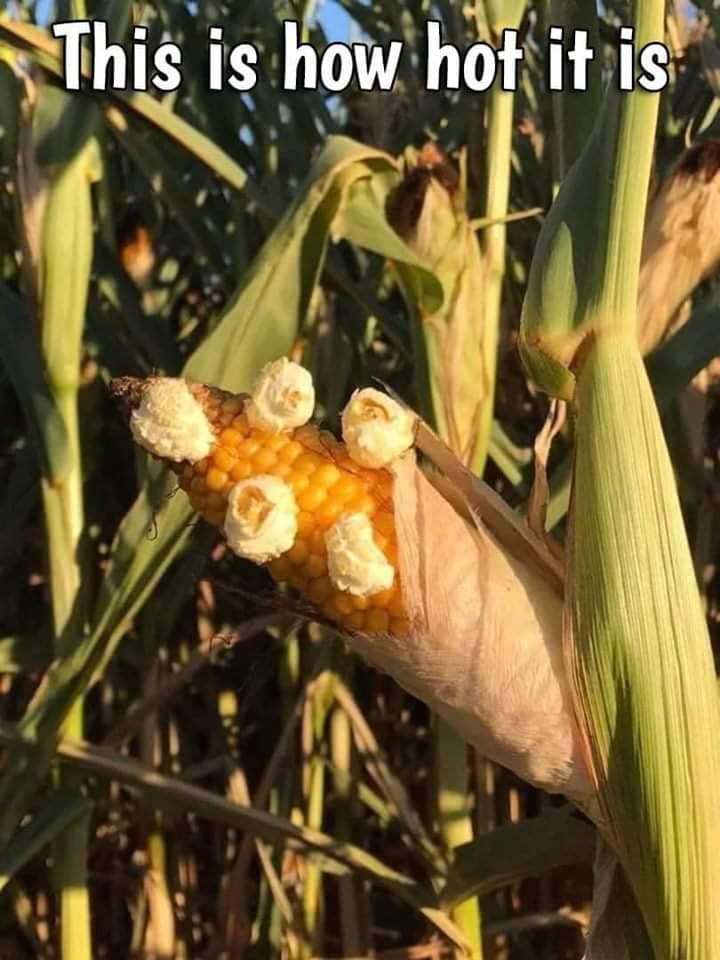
[388,146,492,471]
[638,139,720,354]
[344,451,595,807]
[568,333,720,959]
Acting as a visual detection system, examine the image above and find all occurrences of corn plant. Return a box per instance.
[1,2,720,959]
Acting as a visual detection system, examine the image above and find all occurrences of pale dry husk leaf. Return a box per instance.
[638,139,720,354]
[347,453,594,808]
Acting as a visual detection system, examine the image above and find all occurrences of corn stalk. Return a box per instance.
[473,0,526,475]
[521,0,720,955]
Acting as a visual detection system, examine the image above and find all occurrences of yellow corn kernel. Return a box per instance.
[287,539,310,565]
[307,576,333,605]
[314,499,345,529]
[213,447,237,473]
[165,383,407,635]
[289,472,310,496]
[344,612,366,631]
[220,428,243,449]
[253,448,278,472]
[230,461,253,482]
[280,440,304,464]
[297,484,327,513]
[307,529,325,555]
[313,463,342,487]
[306,554,328,578]
[365,609,390,633]
[269,556,293,581]
[270,462,292,480]
[332,593,355,617]
[206,467,228,492]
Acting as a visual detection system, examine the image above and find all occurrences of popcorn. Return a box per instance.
[130,378,215,462]
[224,475,298,563]
[325,512,395,598]
[341,388,415,468]
[246,358,315,433]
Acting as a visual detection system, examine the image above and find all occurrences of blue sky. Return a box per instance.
[316,0,351,42]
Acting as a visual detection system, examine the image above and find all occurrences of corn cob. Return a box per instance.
[111,369,410,637]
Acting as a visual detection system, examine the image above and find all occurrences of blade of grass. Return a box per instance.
[440,807,595,909]
[0,282,68,483]
[0,724,469,951]
[0,789,91,894]
[0,138,442,859]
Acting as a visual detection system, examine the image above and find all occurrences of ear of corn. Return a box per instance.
[111,371,594,807]
[112,377,408,638]
[389,144,491,470]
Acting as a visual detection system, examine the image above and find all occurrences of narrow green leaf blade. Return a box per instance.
[0,282,69,483]
[0,788,91,893]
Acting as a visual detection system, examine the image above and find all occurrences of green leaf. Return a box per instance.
[0,636,52,675]
[335,172,444,314]
[647,290,720,410]
[440,807,595,909]
[0,788,91,893]
[520,3,663,395]
[0,725,468,951]
[483,0,527,33]
[549,0,602,175]
[0,283,69,483]
[0,59,19,169]
[0,137,421,845]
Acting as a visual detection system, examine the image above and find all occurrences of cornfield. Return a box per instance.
[1,1,720,958]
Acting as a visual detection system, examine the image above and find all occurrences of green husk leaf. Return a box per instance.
[334,171,443,313]
[519,3,720,955]
[569,333,720,958]
[520,1,661,390]
[389,148,491,468]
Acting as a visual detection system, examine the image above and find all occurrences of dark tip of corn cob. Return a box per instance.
[109,376,148,417]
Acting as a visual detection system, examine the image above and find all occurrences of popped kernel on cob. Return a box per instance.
[110,370,411,637]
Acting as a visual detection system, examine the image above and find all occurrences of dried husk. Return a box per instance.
[638,139,720,354]
[389,147,491,469]
[345,452,594,808]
